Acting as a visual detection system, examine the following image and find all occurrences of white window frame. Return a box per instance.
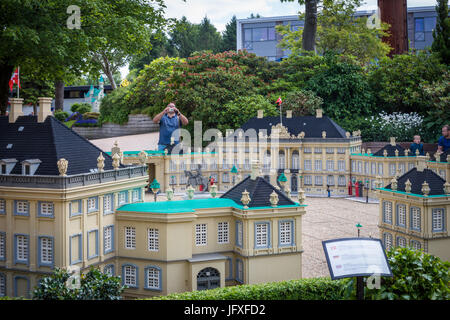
[397,237,406,248]
[0,233,5,260]
[123,265,137,287]
[39,202,54,216]
[432,208,445,232]
[104,194,114,214]
[410,207,421,231]
[279,221,293,246]
[104,226,113,253]
[326,160,334,171]
[125,227,136,249]
[255,223,269,248]
[148,228,159,251]
[40,237,53,264]
[16,201,28,215]
[338,160,345,172]
[146,267,160,290]
[132,189,141,202]
[0,273,5,297]
[383,201,393,224]
[304,160,312,171]
[217,222,229,244]
[195,224,207,246]
[87,197,97,212]
[397,204,406,227]
[16,235,28,262]
[314,160,322,172]
[383,233,392,251]
[314,175,323,186]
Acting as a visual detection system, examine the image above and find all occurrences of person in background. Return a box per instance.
[409,135,424,156]
[326,184,330,198]
[153,103,188,151]
[437,125,450,153]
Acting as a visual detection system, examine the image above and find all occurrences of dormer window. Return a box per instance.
[21,159,42,176]
[0,159,18,175]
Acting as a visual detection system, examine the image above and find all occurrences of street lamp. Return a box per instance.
[278,172,287,192]
[356,223,362,237]
[150,179,160,202]
[365,180,369,203]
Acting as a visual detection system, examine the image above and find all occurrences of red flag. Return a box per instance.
[276,97,282,106]
[9,68,20,92]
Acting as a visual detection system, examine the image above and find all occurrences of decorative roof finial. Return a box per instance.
[112,153,120,170]
[186,185,195,200]
[421,181,430,196]
[416,148,420,156]
[383,149,388,157]
[443,181,450,194]
[57,158,68,176]
[391,176,398,191]
[269,190,279,207]
[138,151,147,165]
[241,189,251,209]
[97,152,105,172]
[405,179,412,193]
[394,149,399,157]
[390,137,396,146]
[322,131,326,139]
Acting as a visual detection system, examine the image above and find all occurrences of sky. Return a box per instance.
[120,0,438,78]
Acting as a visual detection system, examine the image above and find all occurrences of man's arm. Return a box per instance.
[153,107,169,123]
[437,137,443,153]
[174,107,188,125]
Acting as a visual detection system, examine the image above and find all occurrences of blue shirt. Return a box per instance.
[438,136,450,152]
[158,114,180,145]
[409,143,424,156]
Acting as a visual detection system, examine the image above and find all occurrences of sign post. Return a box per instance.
[322,238,393,300]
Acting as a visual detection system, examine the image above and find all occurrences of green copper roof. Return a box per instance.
[117,198,304,214]
[105,151,216,157]
[376,188,448,198]
[230,165,238,173]
[278,172,287,182]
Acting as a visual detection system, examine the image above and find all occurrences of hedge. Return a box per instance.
[147,277,348,300]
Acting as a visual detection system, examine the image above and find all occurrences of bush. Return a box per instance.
[218,95,278,132]
[70,102,92,114]
[33,267,125,300]
[54,110,70,122]
[337,112,425,143]
[343,247,450,300]
[280,90,323,117]
[305,53,376,120]
[148,278,347,300]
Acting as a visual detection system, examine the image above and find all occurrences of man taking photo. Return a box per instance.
[153,103,189,151]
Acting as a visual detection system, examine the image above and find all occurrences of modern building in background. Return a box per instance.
[236,6,448,61]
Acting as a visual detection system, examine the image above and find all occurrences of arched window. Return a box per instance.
[197,267,220,291]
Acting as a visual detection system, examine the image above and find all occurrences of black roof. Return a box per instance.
[384,168,446,196]
[372,144,405,157]
[221,175,297,208]
[0,115,122,175]
[239,115,348,138]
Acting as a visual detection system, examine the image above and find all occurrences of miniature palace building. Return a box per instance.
[376,157,450,261]
[0,98,305,298]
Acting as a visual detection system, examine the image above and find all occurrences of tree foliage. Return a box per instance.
[368,50,447,115]
[305,53,376,119]
[221,16,237,52]
[277,0,391,64]
[431,0,450,64]
[280,90,323,116]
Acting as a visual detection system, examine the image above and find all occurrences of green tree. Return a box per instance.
[221,16,237,52]
[169,17,200,58]
[278,0,391,64]
[431,0,450,64]
[129,32,177,71]
[280,90,323,116]
[368,50,447,115]
[197,17,222,53]
[305,53,376,119]
[33,267,125,300]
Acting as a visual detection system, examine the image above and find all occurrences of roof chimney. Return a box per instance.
[390,137,396,146]
[286,110,292,118]
[257,109,264,119]
[250,160,261,180]
[416,156,427,172]
[9,98,24,123]
[38,97,53,123]
[316,108,323,118]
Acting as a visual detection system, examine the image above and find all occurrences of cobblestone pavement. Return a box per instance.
[301,197,379,278]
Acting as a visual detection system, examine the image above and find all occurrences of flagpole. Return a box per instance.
[17,66,20,99]
[280,102,282,126]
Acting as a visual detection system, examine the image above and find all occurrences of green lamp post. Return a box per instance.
[356,223,362,237]
[150,179,160,202]
[231,165,238,185]
[278,172,287,191]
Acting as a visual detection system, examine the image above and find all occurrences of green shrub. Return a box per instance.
[33,267,125,300]
[343,247,450,300]
[147,277,347,300]
[70,102,92,114]
[53,110,70,122]
[280,90,323,117]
